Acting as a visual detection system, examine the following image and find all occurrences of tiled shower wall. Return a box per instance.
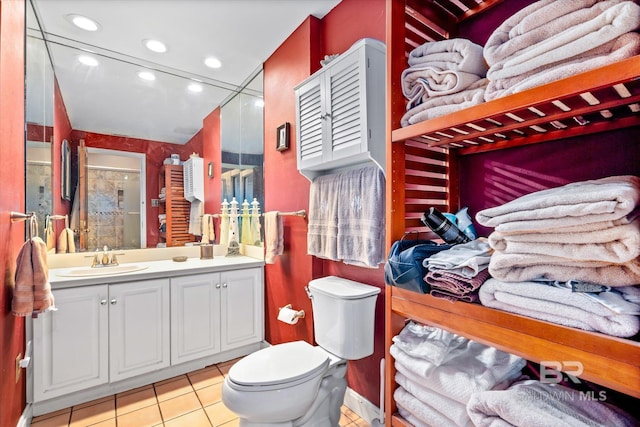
[26,163,52,238]
[87,168,140,250]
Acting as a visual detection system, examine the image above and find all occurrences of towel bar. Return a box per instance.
[10,212,35,223]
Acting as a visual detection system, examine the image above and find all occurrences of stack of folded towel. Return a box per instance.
[400,38,489,127]
[391,322,525,427]
[467,379,639,427]
[476,175,640,337]
[483,0,640,101]
[422,238,493,302]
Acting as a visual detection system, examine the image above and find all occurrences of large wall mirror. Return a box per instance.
[26,0,266,252]
[25,0,54,239]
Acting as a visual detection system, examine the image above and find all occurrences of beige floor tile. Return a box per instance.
[195,382,223,406]
[164,408,213,427]
[116,383,153,398]
[31,412,71,427]
[159,392,202,421]
[351,418,370,426]
[32,408,71,424]
[116,405,163,427]
[73,395,114,411]
[341,405,358,421]
[69,400,115,427]
[217,418,240,427]
[218,364,232,376]
[155,375,194,402]
[188,365,225,389]
[339,412,355,426]
[116,386,158,416]
[86,418,116,427]
[204,401,238,426]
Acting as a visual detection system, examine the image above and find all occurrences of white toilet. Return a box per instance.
[222,276,381,426]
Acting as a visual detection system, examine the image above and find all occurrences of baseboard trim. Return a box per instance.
[343,387,382,424]
[17,403,32,427]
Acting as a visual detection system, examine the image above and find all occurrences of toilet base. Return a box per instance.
[238,362,348,427]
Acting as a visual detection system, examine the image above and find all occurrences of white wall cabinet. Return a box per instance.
[295,38,386,181]
[171,268,263,364]
[33,285,109,402]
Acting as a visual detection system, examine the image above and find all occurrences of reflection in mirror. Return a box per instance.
[221,70,264,245]
[25,0,54,238]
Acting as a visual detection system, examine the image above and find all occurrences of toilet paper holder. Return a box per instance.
[278,304,305,319]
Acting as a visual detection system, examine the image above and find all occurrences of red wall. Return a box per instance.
[202,108,222,229]
[0,0,27,425]
[53,78,73,219]
[263,0,387,406]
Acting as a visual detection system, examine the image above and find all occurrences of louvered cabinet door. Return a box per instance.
[295,75,326,170]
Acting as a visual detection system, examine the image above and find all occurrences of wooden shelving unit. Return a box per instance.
[159,165,195,247]
[384,1,640,425]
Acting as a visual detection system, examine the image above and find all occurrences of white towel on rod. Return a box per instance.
[264,211,283,264]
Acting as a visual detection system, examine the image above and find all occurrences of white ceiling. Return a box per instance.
[28,0,341,144]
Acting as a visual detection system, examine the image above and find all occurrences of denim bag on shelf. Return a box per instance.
[384,232,451,293]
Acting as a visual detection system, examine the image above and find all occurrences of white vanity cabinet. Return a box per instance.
[170,267,263,364]
[295,38,386,180]
[108,279,170,382]
[33,285,109,402]
[32,278,170,401]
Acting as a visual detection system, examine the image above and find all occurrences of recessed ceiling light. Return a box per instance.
[143,39,167,53]
[138,70,156,81]
[78,55,99,66]
[67,14,101,31]
[204,57,221,69]
[187,83,203,93]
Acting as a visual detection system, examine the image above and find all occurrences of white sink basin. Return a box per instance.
[56,264,149,277]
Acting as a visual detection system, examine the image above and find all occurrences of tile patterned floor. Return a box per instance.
[31,358,370,427]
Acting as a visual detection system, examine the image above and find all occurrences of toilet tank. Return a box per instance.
[308,276,381,360]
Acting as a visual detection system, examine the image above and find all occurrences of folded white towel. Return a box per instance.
[391,341,525,404]
[479,278,640,337]
[486,0,640,81]
[391,321,468,366]
[201,214,215,244]
[395,373,474,426]
[408,38,487,76]
[424,237,492,278]
[489,250,640,287]
[394,387,470,427]
[475,175,640,232]
[264,211,283,264]
[307,173,340,261]
[467,380,640,427]
[488,217,640,264]
[189,200,203,236]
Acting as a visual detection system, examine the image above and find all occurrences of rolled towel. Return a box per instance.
[402,66,484,108]
[488,217,640,264]
[401,78,488,127]
[475,175,640,233]
[478,278,640,337]
[467,380,640,427]
[408,38,487,76]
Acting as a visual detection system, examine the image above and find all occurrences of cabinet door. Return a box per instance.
[326,48,367,161]
[33,285,109,401]
[170,273,221,365]
[220,268,264,351]
[296,75,326,169]
[109,279,170,382]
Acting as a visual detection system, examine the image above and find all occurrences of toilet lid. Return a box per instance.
[228,341,329,387]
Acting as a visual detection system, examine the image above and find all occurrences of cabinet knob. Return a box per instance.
[222,283,228,288]
[100,299,107,305]
[110,298,117,305]
[215,284,221,289]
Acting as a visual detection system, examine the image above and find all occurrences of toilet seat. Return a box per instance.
[227,341,329,391]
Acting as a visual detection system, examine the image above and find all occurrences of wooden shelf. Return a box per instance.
[392,56,640,155]
[389,286,640,398]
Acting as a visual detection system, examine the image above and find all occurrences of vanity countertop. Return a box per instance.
[49,255,264,289]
